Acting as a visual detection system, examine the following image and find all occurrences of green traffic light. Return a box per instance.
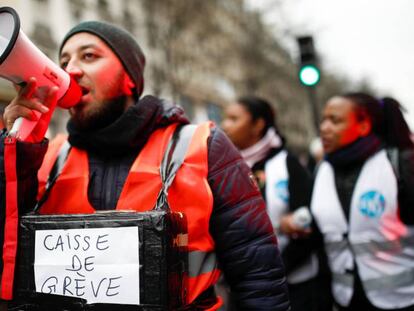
[299,65,320,86]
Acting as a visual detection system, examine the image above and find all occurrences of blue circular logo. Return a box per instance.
[358,191,385,218]
[275,180,289,203]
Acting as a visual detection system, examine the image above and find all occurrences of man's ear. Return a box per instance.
[122,74,135,96]
[359,119,372,137]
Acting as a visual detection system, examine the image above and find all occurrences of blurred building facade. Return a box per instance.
[0,0,346,151]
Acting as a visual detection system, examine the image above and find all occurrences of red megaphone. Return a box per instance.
[0,6,81,141]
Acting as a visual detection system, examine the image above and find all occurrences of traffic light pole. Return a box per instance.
[296,36,321,135]
[307,86,320,134]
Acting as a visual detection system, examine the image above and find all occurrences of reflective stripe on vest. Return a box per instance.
[326,233,414,255]
[188,251,218,278]
[37,122,221,306]
[334,267,414,292]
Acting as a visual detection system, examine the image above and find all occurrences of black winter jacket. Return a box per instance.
[0,96,290,310]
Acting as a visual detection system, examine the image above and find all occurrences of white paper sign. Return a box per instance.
[34,227,140,305]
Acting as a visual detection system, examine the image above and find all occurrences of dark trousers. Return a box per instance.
[288,276,332,311]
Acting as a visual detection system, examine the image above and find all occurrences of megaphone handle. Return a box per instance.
[8,86,52,141]
[9,112,41,141]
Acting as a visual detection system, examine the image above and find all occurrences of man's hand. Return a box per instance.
[3,77,58,143]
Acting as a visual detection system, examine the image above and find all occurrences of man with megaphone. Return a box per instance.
[0,9,290,311]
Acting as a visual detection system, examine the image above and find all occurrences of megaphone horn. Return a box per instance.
[0,6,81,141]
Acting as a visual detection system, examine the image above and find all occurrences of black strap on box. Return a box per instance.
[35,124,196,212]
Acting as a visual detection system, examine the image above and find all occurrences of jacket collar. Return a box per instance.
[67,95,189,156]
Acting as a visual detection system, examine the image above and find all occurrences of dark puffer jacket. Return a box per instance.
[0,96,290,310]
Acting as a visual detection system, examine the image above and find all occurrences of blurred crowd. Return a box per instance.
[220,93,414,311]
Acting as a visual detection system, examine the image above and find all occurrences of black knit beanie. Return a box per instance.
[59,21,145,97]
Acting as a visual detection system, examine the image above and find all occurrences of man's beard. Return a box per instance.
[70,95,129,132]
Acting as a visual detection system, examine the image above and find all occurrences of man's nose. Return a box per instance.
[65,61,83,78]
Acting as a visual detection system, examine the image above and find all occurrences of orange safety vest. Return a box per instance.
[37,122,222,310]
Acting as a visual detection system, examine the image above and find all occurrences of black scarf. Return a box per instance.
[325,134,383,168]
[67,95,188,157]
